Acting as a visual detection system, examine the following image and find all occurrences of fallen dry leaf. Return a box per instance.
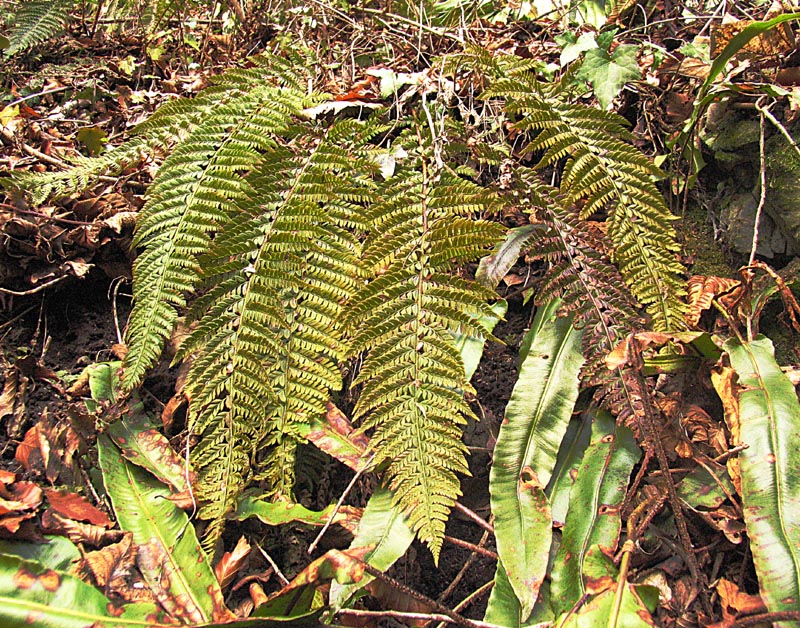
[45,489,112,527]
[41,509,123,546]
[214,535,251,589]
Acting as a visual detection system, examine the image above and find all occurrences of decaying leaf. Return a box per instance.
[214,535,251,589]
[710,16,795,60]
[302,402,370,472]
[687,276,742,327]
[45,489,112,528]
[41,509,123,546]
[0,472,42,534]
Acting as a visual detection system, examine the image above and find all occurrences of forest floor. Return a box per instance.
[2,1,800,626]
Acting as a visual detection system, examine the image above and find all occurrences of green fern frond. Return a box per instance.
[448,48,686,330]
[5,0,72,56]
[486,81,684,329]
[180,118,378,546]
[346,139,504,560]
[505,168,644,428]
[5,53,313,205]
[123,85,306,390]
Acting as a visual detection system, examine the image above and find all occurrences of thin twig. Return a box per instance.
[255,543,289,585]
[0,204,97,227]
[0,275,68,296]
[5,85,72,109]
[361,561,483,628]
[1,127,68,169]
[307,453,375,555]
[443,533,497,561]
[748,98,768,271]
[439,530,493,604]
[453,501,493,534]
[338,609,461,624]
[733,611,800,627]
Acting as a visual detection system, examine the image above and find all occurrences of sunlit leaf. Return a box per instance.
[490,299,584,618]
[577,44,640,110]
[0,553,173,627]
[329,486,414,611]
[98,435,233,624]
[106,400,193,494]
[722,336,800,621]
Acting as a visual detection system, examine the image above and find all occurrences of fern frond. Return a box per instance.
[452,52,686,330]
[346,143,504,560]
[506,168,644,426]
[5,52,313,205]
[181,118,378,546]
[6,0,72,56]
[123,85,306,390]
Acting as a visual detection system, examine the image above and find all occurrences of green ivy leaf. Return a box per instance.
[577,44,640,110]
[558,32,598,67]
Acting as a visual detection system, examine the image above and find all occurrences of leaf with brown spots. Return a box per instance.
[0,552,175,627]
[302,402,370,473]
[97,434,234,624]
[106,399,194,494]
[550,413,640,615]
[720,337,800,618]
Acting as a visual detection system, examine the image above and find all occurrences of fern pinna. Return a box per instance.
[176,119,378,543]
[5,0,72,56]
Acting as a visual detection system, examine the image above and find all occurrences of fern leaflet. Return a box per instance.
[449,49,686,330]
[123,85,306,390]
[178,118,378,545]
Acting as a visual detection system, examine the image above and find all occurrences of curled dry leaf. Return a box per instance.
[214,535,251,589]
[0,364,27,438]
[0,473,42,534]
[41,509,123,546]
[44,489,112,527]
[686,276,742,328]
[15,419,83,484]
[715,578,767,625]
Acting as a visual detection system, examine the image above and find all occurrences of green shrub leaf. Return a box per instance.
[489,298,584,617]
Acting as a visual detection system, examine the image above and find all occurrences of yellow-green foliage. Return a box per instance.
[5,0,72,56]
[7,47,687,557]
[448,46,687,331]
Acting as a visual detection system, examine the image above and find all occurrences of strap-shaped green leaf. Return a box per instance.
[98,435,231,625]
[329,486,415,611]
[724,336,800,621]
[558,583,657,628]
[0,553,171,628]
[485,558,556,627]
[550,412,640,615]
[489,298,584,618]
